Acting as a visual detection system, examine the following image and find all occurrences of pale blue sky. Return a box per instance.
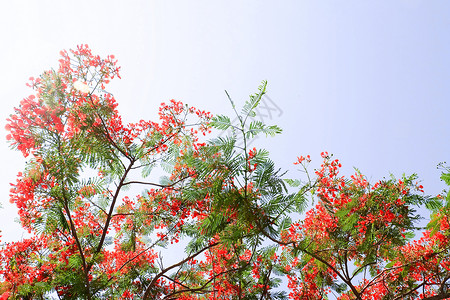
[0,1,449,242]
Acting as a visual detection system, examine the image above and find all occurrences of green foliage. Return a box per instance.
[3,49,449,300]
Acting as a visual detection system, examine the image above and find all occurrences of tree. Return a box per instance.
[0,45,449,299]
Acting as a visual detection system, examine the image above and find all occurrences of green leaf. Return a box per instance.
[264,124,283,136]
[141,161,156,178]
[284,178,301,188]
[241,80,267,119]
[441,171,450,186]
[425,197,443,212]
[341,213,358,231]
[159,175,173,186]
[402,231,415,240]
[278,216,292,231]
[211,115,233,130]
[57,206,70,232]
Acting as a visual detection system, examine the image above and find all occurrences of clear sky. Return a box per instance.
[0,1,449,243]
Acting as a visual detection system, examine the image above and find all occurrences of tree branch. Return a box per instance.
[92,159,135,259]
[142,242,219,299]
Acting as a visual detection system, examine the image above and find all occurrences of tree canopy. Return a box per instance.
[1,45,449,300]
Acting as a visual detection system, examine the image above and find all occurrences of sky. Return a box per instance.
[0,0,449,247]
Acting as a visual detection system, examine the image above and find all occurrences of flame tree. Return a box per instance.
[0,46,449,300]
